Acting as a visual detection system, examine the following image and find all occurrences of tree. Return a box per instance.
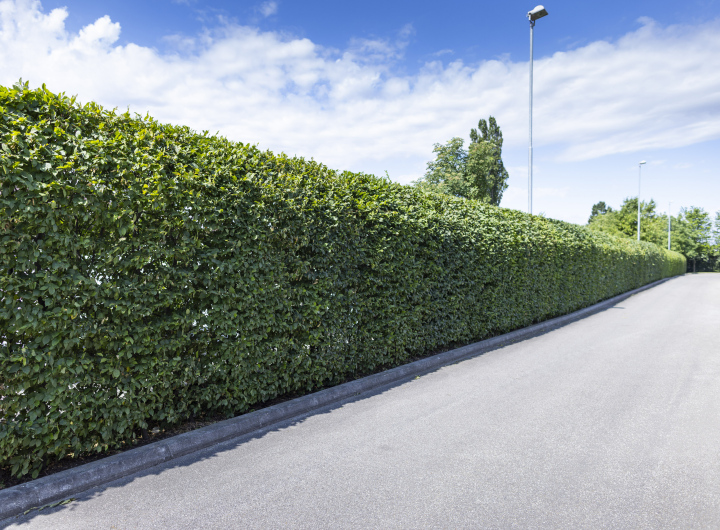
[468,116,509,205]
[615,197,661,239]
[712,211,720,271]
[678,206,712,273]
[588,199,720,272]
[415,137,473,198]
[587,197,665,244]
[588,201,612,223]
[414,116,509,206]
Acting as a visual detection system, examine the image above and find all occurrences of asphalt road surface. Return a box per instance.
[5,274,720,529]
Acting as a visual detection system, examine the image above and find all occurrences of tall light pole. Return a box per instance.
[528,5,548,215]
[637,160,646,240]
[668,201,672,250]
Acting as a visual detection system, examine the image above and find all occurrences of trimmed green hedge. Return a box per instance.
[0,82,685,479]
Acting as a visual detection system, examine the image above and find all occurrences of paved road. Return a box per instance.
[4,274,720,529]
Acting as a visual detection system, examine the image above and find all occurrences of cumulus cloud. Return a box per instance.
[2,0,720,180]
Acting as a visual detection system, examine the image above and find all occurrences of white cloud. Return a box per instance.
[258,1,277,17]
[72,15,119,48]
[2,0,720,183]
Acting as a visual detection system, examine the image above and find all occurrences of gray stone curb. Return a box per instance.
[0,276,675,521]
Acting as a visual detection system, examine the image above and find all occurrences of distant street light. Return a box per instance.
[637,160,646,241]
[668,201,672,250]
[528,5,548,215]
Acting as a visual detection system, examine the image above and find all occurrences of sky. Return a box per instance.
[1,0,719,225]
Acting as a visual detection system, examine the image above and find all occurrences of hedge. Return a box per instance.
[0,82,686,479]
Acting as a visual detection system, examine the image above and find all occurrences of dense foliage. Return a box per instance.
[1,82,685,480]
[588,198,719,272]
[588,200,612,223]
[413,116,509,205]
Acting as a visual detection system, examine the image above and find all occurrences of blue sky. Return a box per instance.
[37,0,720,65]
[2,0,720,224]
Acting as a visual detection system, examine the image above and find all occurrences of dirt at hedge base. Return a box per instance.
[0,342,461,491]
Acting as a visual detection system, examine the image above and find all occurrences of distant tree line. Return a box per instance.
[413,116,509,206]
[588,198,720,273]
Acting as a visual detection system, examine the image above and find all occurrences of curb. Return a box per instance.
[0,276,674,521]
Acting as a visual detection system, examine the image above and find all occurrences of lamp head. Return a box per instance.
[639,160,647,165]
[528,5,549,21]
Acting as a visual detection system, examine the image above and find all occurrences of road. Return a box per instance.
[4,274,720,529]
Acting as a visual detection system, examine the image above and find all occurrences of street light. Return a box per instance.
[528,5,548,215]
[637,160,646,241]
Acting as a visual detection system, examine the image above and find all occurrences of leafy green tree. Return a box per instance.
[468,116,509,205]
[589,198,719,272]
[677,207,712,272]
[615,197,661,238]
[415,137,472,198]
[712,211,720,271]
[669,218,696,259]
[588,197,665,244]
[588,201,612,223]
[414,116,509,206]
[586,209,625,238]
